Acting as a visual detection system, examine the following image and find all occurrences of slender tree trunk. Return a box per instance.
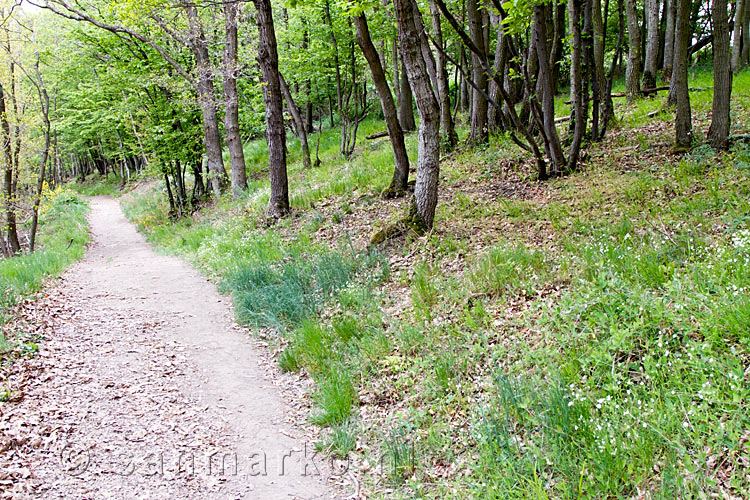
[458,47,470,113]
[591,0,607,103]
[535,3,566,174]
[742,1,750,68]
[185,4,228,199]
[487,11,505,131]
[354,13,410,196]
[394,0,441,230]
[398,58,416,131]
[467,0,488,142]
[568,0,586,171]
[0,84,19,254]
[254,0,289,216]
[733,0,746,71]
[29,74,51,252]
[663,0,676,76]
[625,0,642,100]
[709,0,732,150]
[584,0,601,140]
[223,1,248,197]
[673,0,692,150]
[642,0,660,89]
[279,73,311,169]
[429,0,458,147]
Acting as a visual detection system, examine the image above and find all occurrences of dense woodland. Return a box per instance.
[0,0,746,252]
[2,0,750,498]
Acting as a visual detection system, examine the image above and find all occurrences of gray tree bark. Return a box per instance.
[535,3,566,174]
[625,0,642,101]
[642,0,660,89]
[732,0,745,72]
[673,0,692,149]
[663,0,676,76]
[185,3,229,198]
[467,0,488,142]
[428,0,458,147]
[253,0,289,216]
[568,0,586,170]
[398,58,416,131]
[394,0,441,230]
[223,1,248,197]
[709,0,732,150]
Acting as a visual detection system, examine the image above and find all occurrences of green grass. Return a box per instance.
[1,188,89,365]
[116,66,750,499]
[69,174,131,196]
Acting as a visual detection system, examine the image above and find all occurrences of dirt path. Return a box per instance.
[0,197,342,499]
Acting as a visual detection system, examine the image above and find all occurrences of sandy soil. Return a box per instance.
[0,197,344,499]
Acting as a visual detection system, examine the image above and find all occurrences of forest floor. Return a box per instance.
[113,67,750,500]
[0,197,348,499]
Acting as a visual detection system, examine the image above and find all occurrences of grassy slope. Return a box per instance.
[121,68,750,499]
[0,188,90,371]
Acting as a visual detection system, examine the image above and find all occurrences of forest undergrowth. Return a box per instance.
[0,189,89,387]
[118,68,750,499]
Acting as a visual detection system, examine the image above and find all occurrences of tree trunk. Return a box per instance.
[584,0,601,140]
[223,1,248,197]
[428,0,458,147]
[398,58,416,131]
[279,74,311,169]
[568,0,586,170]
[535,3,566,175]
[29,68,51,252]
[673,0,692,150]
[354,13,410,196]
[467,0,488,142]
[625,0,642,101]
[394,0,441,230]
[254,0,289,216]
[732,0,746,71]
[642,0,660,89]
[185,4,228,198]
[458,47,470,113]
[487,11,505,130]
[663,0,676,76]
[742,0,750,68]
[0,84,19,254]
[708,0,732,150]
[552,0,567,93]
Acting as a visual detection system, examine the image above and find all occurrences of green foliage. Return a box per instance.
[469,242,548,297]
[311,369,357,426]
[1,190,89,365]
[1,189,89,314]
[226,246,381,330]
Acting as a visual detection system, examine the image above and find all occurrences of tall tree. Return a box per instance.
[568,0,586,170]
[663,0,676,77]
[393,0,441,230]
[624,0,642,101]
[642,0,660,89]
[467,0,488,142]
[254,0,289,216]
[709,0,732,150]
[223,1,248,197]
[673,0,692,150]
[183,2,230,198]
[428,0,458,147]
[536,2,566,175]
[0,82,19,254]
[353,12,410,197]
